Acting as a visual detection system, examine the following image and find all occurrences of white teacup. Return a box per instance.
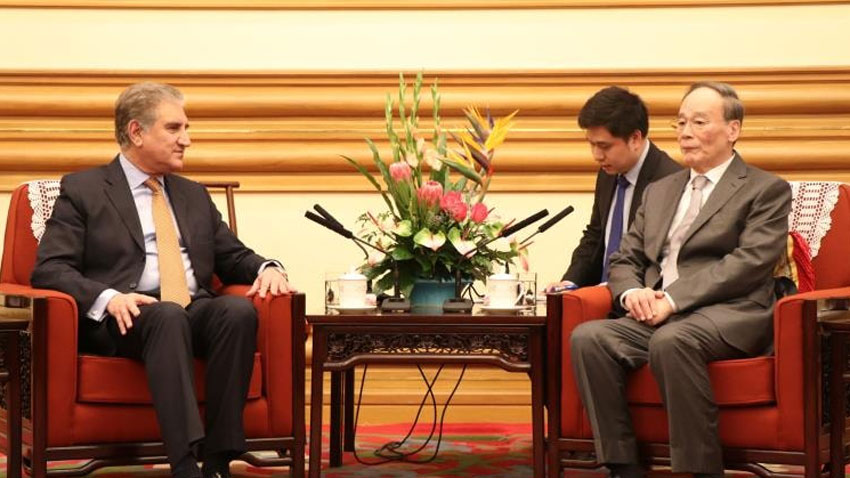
[338,272,368,307]
[486,273,527,308]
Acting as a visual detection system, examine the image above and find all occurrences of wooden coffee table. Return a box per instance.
[306,305,546,477]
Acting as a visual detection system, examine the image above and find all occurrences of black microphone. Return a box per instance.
[314,204,372,258]
[305,211,353,239]
[500,209,549,238]
[305,208,410,313]
[313,204,344,229]
[444,209,547,313]
[519,205,574,247]
[538,205,574,233]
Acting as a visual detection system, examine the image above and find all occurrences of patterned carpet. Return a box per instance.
[1,423,551,478]
[0,424,821,477]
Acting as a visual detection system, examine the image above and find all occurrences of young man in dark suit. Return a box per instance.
[31,82,296,478]
[547,86,681,291]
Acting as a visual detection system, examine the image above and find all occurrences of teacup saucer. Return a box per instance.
[327,304,378,314]
[480,304,532,314]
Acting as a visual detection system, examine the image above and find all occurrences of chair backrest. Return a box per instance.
[0,180,240,288]
[793,182,850,290]
[1,183,40,286]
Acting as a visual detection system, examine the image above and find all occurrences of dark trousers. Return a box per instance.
[570,314,746,474]
[80,295,258,470]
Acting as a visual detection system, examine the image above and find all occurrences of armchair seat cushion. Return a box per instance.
[77,352,263,404]
[625,356,775,406]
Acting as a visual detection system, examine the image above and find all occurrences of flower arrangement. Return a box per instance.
[343,73,525,299]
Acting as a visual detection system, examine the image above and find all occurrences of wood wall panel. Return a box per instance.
[1,0,847,8]
[0,68,848,192]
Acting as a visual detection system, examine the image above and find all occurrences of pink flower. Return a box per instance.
[470,202,489,223]
[440,191,463,211]
[450,201,468,222]
[389,162,412,182]
[417,181,443,206]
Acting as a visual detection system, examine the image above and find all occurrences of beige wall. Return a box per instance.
[1,5,849,70]
[1,3,849,313]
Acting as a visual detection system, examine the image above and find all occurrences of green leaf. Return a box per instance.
[391,247,414,260]
[439,158,482,185]
[342,153,395,216]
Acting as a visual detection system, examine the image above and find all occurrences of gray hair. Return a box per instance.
[114,82,184,147]
[684,81,744,124]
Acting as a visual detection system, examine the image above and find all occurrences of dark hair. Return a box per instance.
[577,86,649,141]
[683,81,744,124]
[114,82,184,147]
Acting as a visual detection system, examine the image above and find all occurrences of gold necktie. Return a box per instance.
[144,178,191,307]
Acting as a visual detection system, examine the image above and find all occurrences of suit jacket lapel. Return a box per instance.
[103,156,144,252]
[597,172,616,230]
[681,154,747,246]
[630,142,659,223]
[163,175,194,252]
[650,170,689,262]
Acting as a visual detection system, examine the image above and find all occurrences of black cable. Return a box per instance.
[372,365,443,460]
[349,363,468,465]
[351,364,440,465]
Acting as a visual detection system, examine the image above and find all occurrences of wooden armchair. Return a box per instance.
[546,182,850,478]
[0,180,305,478]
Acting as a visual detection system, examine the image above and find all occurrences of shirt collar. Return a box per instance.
[119,153,162,189]
[689,153,735,187]
[622,140,650,186]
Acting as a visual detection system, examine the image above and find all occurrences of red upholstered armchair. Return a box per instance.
[0,181,305,478]
[547,182,850,478]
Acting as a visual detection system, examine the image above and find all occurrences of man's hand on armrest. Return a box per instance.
[247,266,297,299]
[545,280,578,293]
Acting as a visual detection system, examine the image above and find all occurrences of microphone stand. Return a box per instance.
[442,208,550,314]
[305,208,411,313]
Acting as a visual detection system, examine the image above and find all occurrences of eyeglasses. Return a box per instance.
[671,118,711,133]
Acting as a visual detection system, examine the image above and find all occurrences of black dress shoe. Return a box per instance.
[173,454,202,478]
[607,463,647,478]
[201,454,231,478]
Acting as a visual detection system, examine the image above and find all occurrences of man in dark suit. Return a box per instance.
[570,82,791,478]
[31,82,295,478]
[547,86,681,292]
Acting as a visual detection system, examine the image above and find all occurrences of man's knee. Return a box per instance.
[648,325,697,370]
[141,301,191,333]
[570,321,610,355]
[211,296,258,334]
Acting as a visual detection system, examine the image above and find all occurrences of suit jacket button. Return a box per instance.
[129,282,137,290]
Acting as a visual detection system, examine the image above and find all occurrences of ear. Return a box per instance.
[128,119,144,147]
[726,120,741,144]
[627,130,644,151]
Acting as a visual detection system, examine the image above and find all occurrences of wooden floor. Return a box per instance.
[306,364,534,424]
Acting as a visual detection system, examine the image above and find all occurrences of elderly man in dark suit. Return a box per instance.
[548,86,680,292]
[31,82,295,478]
[570,82,791,478]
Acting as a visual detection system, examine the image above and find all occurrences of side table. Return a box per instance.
[0,294,36,478]
[306,309,546,478]
[819,307,850,478]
